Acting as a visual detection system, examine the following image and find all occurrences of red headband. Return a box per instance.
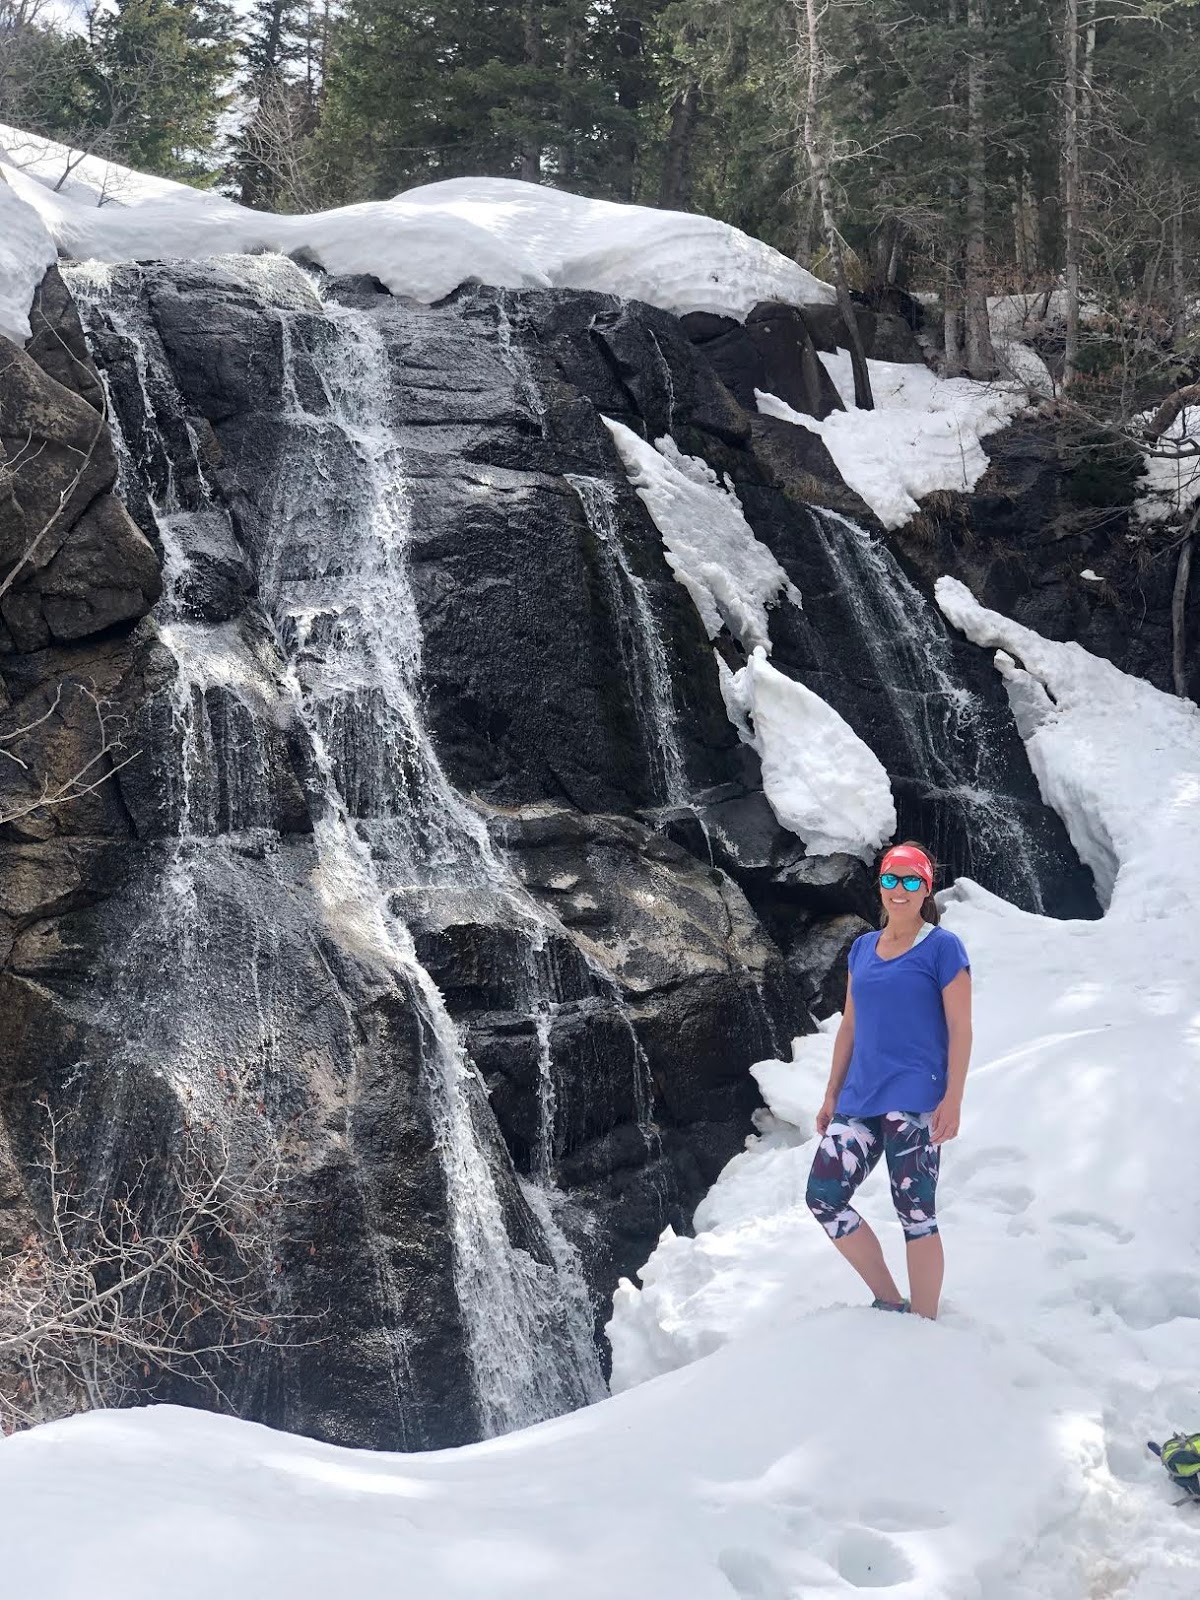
[880,845,934,887]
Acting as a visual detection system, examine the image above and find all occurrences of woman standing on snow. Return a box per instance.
[805,842,972,1320]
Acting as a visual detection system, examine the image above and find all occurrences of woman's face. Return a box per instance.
[879,871,929,919]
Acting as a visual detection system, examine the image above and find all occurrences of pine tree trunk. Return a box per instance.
[801,0,873,409]
[1172,170,1187,349]
[521,0,541,181]
[263,0,287,74]
[1010,177,1027,278]
[612,10,644,201]
[559,22,577,182]
[796,188,819,265]
[1173,518,1195,698]
[942,0,966,377]
[658,82,701,210]
[963,0,996,377]
[945,253,965,377]
[1062,0,1081,388]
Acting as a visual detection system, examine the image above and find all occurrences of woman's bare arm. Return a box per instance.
[816,981,855,1134]
[931,968,972,1145]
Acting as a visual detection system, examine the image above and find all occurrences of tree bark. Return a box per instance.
[1143,383,1200,443]
[1173,517,1195,699]
[558,17,577,182]
[963,0,996,377]
[1172,170,1187,349]
[261,0,287,75]
[944,251,965,377]
[800,0,873,408]
[612,10,644,201]
[1062,0,1081,388]
[658,81,701,210]
[520,0,541,182]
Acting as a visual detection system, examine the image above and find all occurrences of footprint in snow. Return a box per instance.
[1050,1209,1133,1245]
[833,1527,916,1588]
[716,1546,792,1600]
[950,1145,1026,1184]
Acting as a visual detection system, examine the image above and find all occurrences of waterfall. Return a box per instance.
[532,1005,558,1182]
[66,258,606,1437]
[810,508,1045,909]
[566,473,689,806]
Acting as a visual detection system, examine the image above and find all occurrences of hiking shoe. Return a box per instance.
[871,1297,911,1313]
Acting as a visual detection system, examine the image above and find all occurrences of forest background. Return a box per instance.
[0,0,1193,395]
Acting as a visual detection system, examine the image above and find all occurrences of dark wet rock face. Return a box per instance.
[892,416,1197,701]
[0,254,1100,1453]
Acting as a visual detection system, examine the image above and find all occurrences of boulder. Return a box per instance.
[787,913,872,1018]
[680,300,845,421]
[0,335,118,572]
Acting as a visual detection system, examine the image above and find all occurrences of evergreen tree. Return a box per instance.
[87,0,236,182]
[311,0,664,201]
[232,0,319,208]
[0,2,100,143]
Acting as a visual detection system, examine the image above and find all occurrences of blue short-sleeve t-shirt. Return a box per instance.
[836,925,971,1117]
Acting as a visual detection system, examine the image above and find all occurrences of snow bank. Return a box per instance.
[0,1316,1094,1600]
[605,418,892,862]
[0,170,57,343]
[988,288,1070,337]
[987,287,1100,340]
[0,123,834,325]
[935,575,1200,913]
[610,589,1200,1596]
[602,419,800,651]
[993,335,1054,395]
[719,647,895,860]
[0,121,194,205]
[757,349,1030,528]
[1132,403,1200,525]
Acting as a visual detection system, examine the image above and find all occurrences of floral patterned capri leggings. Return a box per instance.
[805,1111,940,1242]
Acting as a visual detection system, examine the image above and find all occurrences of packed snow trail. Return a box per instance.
[3,591,1199,1597]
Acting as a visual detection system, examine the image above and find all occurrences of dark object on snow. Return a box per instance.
[1148,1433,1200,1498]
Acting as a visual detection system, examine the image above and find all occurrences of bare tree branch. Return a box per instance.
[0,1104,305,1435]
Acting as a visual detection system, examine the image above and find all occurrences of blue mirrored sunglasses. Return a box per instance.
[879,872,926,892]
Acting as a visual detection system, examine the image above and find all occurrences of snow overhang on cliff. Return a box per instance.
[0,121,835,335]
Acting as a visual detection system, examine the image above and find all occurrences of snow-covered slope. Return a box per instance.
[758,350,1033,529]
[0,170,56,342]
[610,587,1200,1595]
[3,594,1198,1599]
[0,123,834,333]
[1131,402,1200,526]
[602,419,801,651]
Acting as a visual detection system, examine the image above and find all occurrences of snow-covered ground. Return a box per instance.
[3,587,1198,1599]
[1132,403,1200,526]
[757,350,1035,529]
[0,122,833,331]
[611,586,1200,1595]
[3,119,1199,1600]
[0,170,57,342]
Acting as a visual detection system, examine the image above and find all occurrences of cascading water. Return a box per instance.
[810,507,1045,908]
[66,257,606,1437]
[566,473,689,806]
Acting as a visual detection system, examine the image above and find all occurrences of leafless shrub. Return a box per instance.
[0,1105,293,1435]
